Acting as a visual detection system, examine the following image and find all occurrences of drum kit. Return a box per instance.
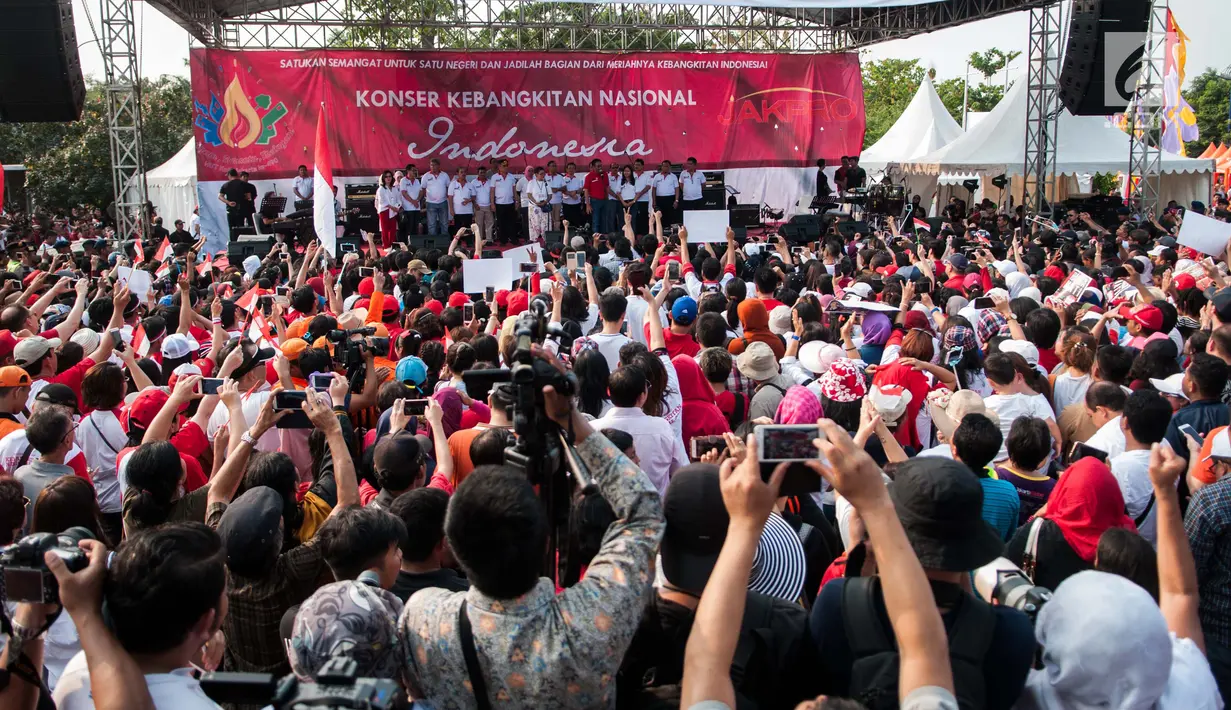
[839,183,909,230]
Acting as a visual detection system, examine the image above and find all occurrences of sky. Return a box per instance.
[70,0,1229,88]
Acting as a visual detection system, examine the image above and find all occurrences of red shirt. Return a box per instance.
[583,171,609,200]
[662,330,701,359]
[757,297,786,312]
[37,357,96,412]
[1038,347,1061,373]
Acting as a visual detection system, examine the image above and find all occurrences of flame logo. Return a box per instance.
[220,75,264,148]
[194,62,289,150]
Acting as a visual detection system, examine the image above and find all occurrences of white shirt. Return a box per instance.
[680,169,707,200]
[562,174,585,205]
[633,170,654,203]
[1084,415,1127,459]
[624,294,667,349]
[53,651,222,710]
[471,178,493,208]
[491,173,517,204]
[584,332,633,372]
[617,180,637,202]
[399,177,422,211]
[545,173,566,204]
[590,406,688,495]
[206,387,280,451]
[292,175,313,200]
[1109,449,1159,544]
[449,179,474,214]
[0,427,84,478]
[422,171,449,203]
[654,172,679,197]
[683,269,734,301]
[527,177,551,206]
[189,213,200,235]
[375,185,401,217]
[984,392,1056,462]
[76,409,126,514]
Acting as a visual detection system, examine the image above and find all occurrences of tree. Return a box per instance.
[861,58,924,148]
[934,53,1015,127]
[0,75,191,214]
[1182,67,1231,157]
[968,49,1021,81]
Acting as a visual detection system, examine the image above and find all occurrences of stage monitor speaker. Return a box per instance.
[729,205,760,229]
[700,187,726,210]
[333,234,362,259]
[1058,0,1151,116]
[542,230,564,248]
[0,0,85,122]
[836,221,870,240]
[784,214,823,241]
[228,235,270,263]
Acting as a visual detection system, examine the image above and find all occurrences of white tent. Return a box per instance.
[860,75,963,173]
[131,138,198,228]
[900,81,1215,206]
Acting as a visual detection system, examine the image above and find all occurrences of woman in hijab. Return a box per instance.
[774,385,821,425]
[855,311,892,365]
[1006,271,1033,299]
[672,355,730,448]
[430,388,464,442]
[1005,457,1136,592]
[727,299,785,360]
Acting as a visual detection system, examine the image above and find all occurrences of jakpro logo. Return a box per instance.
[194,61,288,149]
[1104,31,1148,107]
[717,87,858,126]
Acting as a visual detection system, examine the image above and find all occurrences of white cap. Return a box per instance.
[1205,427,1231,461]
[1149,372,1187,399]
[1148,245,1168,256]
[243,254,262,276]
[845,282,873,300]
[992,260,1017,275]
[999,339,1040,368]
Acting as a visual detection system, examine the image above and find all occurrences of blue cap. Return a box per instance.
[671,296,698,325]
[395,356,427,386]
[53,237,70,247]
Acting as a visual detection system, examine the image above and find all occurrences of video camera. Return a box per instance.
[201,657,397,710]
[974,557,1052,621]
[326,327,390,394]
[0,527,94,604]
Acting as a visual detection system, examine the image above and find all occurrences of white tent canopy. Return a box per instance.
[129,138,198,228]
[860,75,962,172]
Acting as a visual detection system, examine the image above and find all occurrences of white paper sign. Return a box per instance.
[682,210,731,243]
[462,259,515,294]
[1050,269,1094,306]
[115,266,153,305]
[1177,210,1231,256]
[503,243,547,272]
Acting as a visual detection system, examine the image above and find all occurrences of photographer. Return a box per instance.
[398,346,664,706]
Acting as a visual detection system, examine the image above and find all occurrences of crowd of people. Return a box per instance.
[0,185,1229,710]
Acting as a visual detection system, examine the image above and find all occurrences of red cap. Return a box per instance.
[1173,273,1197,291]
[1044,265,1066,282]
[354,298,371,311]
[124,389,187,431]
[307,276,325,297]
[21,271,42,287]
[424,299,444,316]
[495,290,511,308]
[0,331,17,361]
[193,357,215,377]
[507,290,529,317]
[448,292,471,309]
[358,277,375,297]
[876,265,898,277]
[1130,304,1163,332]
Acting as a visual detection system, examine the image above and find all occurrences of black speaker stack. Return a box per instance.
[0,0,86,122]
[1058,0,1151,116]
[344,184,379,235]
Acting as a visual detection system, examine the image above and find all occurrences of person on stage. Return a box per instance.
[491,159,519,246]
[835,156,851,193]
[375,170,402,248]
[583,159,610,237]
[240,171,259,226]
[471,165,494,247]
[448,166,475,237]
[678,157,707,214]
[292,164,314,211]
[545,161,566,232]
[847,155,868,190]
[527,166,553,244]
[653,160,679,227]
[399,164,423,240]
[605,161,623,234]
[516,166,533,244]
[422,158,449,237]
[616,165,638,226]
[632,159,653,236]
[218,169,248,234]
[815,158,831,204]
[561,162,586,229]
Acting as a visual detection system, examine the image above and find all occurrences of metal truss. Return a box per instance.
[1127,1,1167,216]
[1021,1,1063,215]
[100,0,147,240]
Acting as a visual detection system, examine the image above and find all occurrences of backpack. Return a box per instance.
[842,576,993,710]
[727,391,748,430]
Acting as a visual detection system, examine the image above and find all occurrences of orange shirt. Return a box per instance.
[0,417,22,442]
[1192,425,1227,486]
[447,425,512,486]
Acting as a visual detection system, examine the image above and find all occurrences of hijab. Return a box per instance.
[860,312,892,347]
[672,354,730,444]
[1044,457,1136,562]
[1017,570,1221,710]
[1006,271,1033,299]
[774,385,822,425]
[430,388,463,441]
[728,300,785,359]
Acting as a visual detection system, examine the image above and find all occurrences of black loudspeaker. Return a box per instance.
[543,230,564,248]
[785,214,823,241]
[344,184,379,235]
[1058,0,1151,116]
[835,221,871,240]
[0,0,85,122]
[227,235,270,262]
[700,187,726,210]
[728,205,760,228]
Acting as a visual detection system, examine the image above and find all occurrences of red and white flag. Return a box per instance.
[313,104,337,256]
[131,323,150,358]
[196,253,213,277]
[213,253,230,271]
[133,239,145,264]
[913,218,930,232]
[153,237,171,262]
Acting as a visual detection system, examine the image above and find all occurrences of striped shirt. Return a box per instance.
[980,476,1022,542]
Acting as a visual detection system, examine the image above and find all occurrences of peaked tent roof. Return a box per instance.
[1198,143,1218,159]
[860,75,963,171]
[901,80,1215,176]
[145,139,197,186]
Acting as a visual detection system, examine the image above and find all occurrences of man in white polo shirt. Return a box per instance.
[471,165,494,246]
[678,156,707,215]
[421,158,449,237]
[490,159,519,246]
[653,160,680,227]
[632,158,654,237]
[447,166,474,236]
[561,161,586,229]
[292,165,313,208]
[545,160,566,233]
[399,164,423,240]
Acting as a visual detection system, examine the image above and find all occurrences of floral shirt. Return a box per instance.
[399,431,664,709]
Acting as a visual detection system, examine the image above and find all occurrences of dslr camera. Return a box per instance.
[0,527,95,604]
[974,557,1052,621]
[201,657,397,710]
[326,327,390,393]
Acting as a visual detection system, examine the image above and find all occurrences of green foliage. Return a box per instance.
[968,49,1021,81]
[1182,67,1231,157]
[0,75,191,214]
[1091,173,1119,196]
[861,58,925,148]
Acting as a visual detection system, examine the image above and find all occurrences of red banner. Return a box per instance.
[190,49,864,180]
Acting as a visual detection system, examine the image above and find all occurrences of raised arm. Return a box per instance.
[295,242,318,289]
[640,286,666,352]
[1150,443,1206,652]
[30,276,71,321]
[424,397,455,485]
[207,390,285,507]
[304,386,359,511]
[143,375,202,445]
[84,287,129,365]
[51,278,91,342]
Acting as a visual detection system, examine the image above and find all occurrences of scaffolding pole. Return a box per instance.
[1127,1,1168,216]
[101,0,146,240]
[1021,1,1063,216]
